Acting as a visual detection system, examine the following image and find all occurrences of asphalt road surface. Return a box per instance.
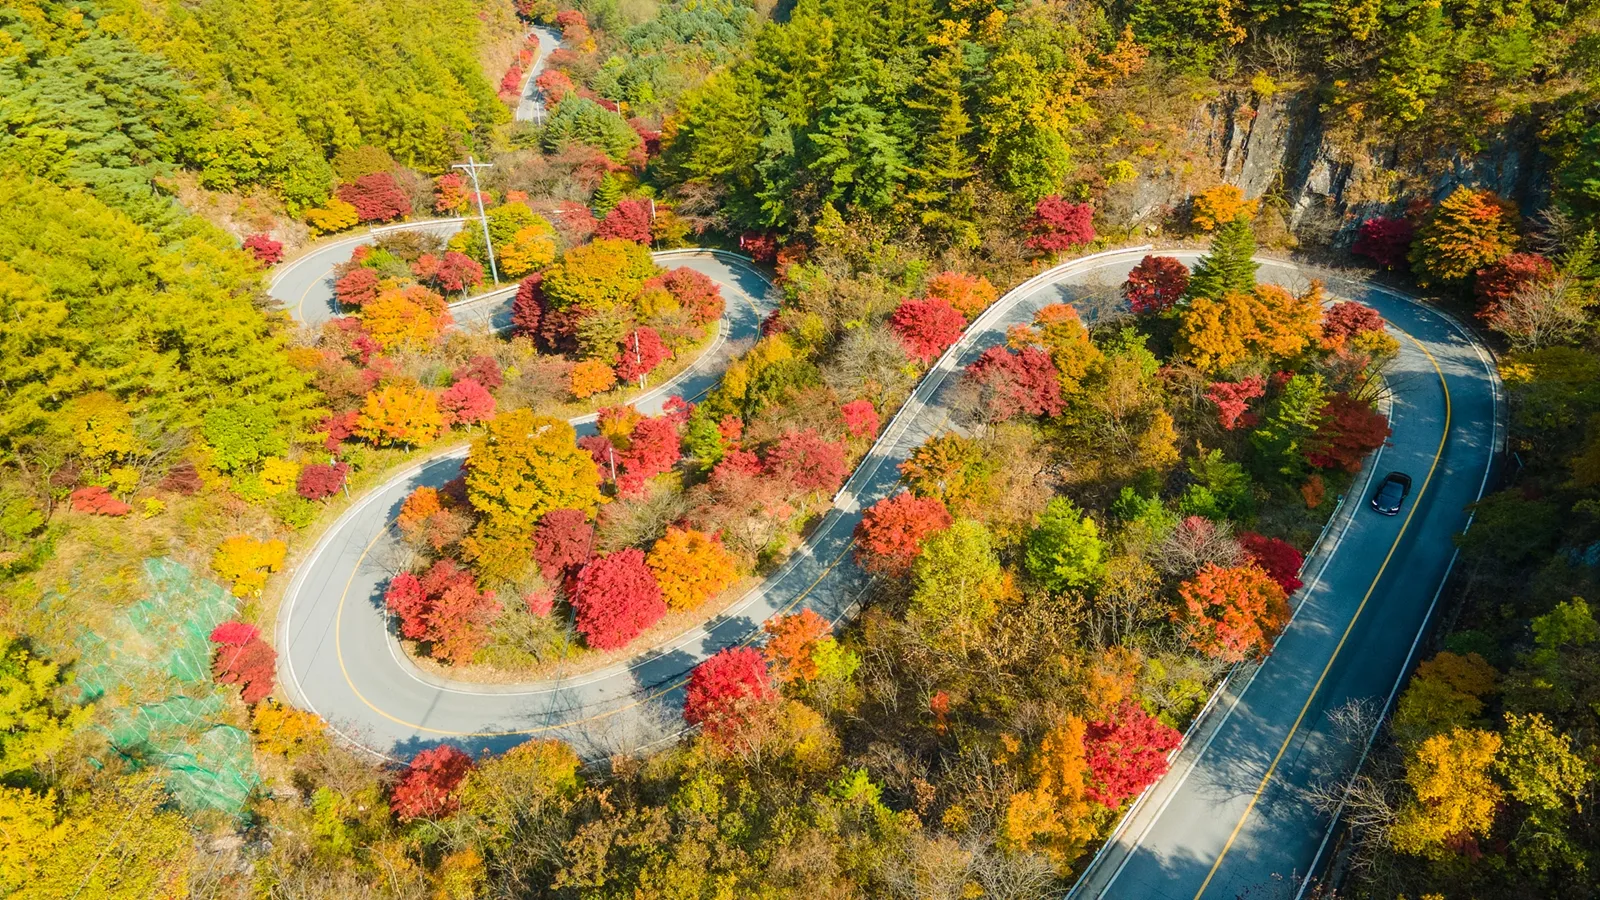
[271,243,1500,897]
[1074,260,1501,900]
[515,26,562,123]
[267,219,469,327]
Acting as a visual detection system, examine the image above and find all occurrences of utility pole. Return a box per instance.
[452,155,500,286]
[633,330,645,389]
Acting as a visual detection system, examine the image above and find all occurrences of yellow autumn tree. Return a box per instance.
[1391,651,1498,745]
[1002,717,1101,869]
[212,535,287,598]
[61,392,136,461]
[306,197,359,234]
[498,221,559,277]
[259,457,300,496]
[1389,726,1503,859]
[464,409,603,537]
[540,238,659,311]
[647,527,738,610]
[1177,291,1257,373]
[7,777,195,898]
[355,382,444,447]
[251,700,329,759]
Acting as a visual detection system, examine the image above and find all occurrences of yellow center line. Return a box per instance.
[295,261,338,319]
[1191,327,1452,899]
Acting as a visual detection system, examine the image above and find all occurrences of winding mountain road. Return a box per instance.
[269,236,1499,896]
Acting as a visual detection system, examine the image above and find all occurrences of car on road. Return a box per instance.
[1370,471,1412,516]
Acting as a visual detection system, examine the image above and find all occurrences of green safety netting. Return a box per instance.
[70,558,260,818]
[105,694,259,815]
[74,557,238,701]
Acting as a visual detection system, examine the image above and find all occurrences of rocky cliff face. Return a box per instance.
[1123,85,1551,245]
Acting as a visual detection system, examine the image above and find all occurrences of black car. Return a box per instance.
[1370,471,1412,516]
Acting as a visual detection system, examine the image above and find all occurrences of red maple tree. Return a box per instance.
[1474,252,1555,320]
[511,273,545,338]
[1206,376,1267,430]
[534,69,575,105]
[684,646,776,738]
[767,429,848,494]
[890,298,965,364]
[69,486,132,516]
[296,462,350,501]
[1307,393,1391,472]
[571,549,666,650]
[840,399,880,439]
[1083,701,1181,807]
[1352,216,1415,269]
[383,560,501,664]
[336,173,412,223]
[432,251,485,294]
[1238,532,1305,594]
[618,415,682,493]
[1124,255,1190,315]
[615,327,671,382]
[659,267,724,326]
[210,622,275,704]
[963,345,1064,420]
[243,234,283,265]
[1321,301,1386,347]
[438,379,496,426]
[533,508,594,583]
[390,745,473,820]
[853,492,953,576]
[595,199,654,244]
[1025,196,1096,253]
[334,267,380,308]
[452,355,504,391]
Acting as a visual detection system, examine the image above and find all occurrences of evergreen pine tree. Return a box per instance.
[905,44,978,246]
[1187,216,1260,301]
[591,174,624,216]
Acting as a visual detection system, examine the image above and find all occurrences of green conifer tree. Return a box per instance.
[905,44,978,247]
[592,173,624,216]
[1187,216,1260,301]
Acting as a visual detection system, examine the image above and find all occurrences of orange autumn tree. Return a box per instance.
[763,608,831,683]
[569,359,617,399]
[1002,717,1100,869]
[1177,283,1324,373]
[363,285,451,351]
[355,383,444,447]
[1252,281,1324,359]
[924,271,999,318]
[1033,303,1103,392]
[1178,562,1290,662]
[646,527,738,611]
[1409,186,1520,286]
[1190,184,1259,231]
